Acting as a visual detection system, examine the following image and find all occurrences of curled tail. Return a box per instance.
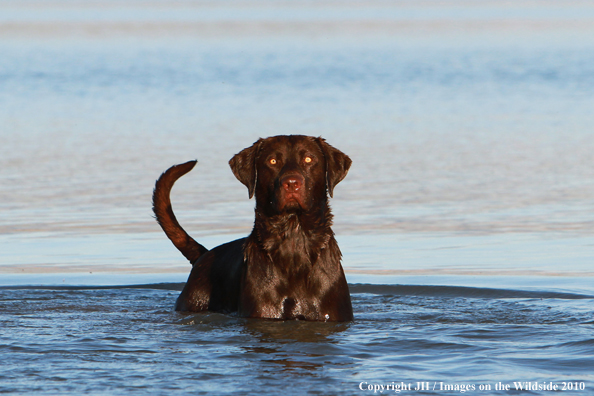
[152,160,208,264]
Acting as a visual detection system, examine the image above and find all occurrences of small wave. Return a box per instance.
[0,283,185,291]
[2,282,593,300]
[348,284,594,300]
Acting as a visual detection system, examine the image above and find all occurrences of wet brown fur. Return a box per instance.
[152,135,353,321]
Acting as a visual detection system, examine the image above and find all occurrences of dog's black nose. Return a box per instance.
[281,174,303,192]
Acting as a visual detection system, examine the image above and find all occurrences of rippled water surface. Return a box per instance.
[1,0,594,394]
[1,284,593,395]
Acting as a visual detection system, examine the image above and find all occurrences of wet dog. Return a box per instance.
[152,135,353,321]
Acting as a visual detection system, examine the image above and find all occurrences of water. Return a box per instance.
[1,0,594,394]
[1,284,593,395]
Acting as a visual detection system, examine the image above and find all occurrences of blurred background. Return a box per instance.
[1,0,593,283]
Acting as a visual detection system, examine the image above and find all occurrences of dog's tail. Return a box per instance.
[152,160,208,264]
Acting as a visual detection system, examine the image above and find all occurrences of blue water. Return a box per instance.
[1,0,594,394]
[1,284,593,395]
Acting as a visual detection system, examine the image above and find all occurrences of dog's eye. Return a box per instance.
[269,158,277,165]
[304,156,312,164]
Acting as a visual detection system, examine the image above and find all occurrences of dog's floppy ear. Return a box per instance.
[315,137,352,198]
[229,138,263,199]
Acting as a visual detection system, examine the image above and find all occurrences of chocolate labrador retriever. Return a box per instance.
[152,135,353,321]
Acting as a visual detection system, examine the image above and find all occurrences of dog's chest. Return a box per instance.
[261,216,329,270]
[270,229,312,268]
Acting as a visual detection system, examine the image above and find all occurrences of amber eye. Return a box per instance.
[269,158,277,165]
[304,156,312,164]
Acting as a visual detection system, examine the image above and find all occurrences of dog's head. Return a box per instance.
[229,135,351,215]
